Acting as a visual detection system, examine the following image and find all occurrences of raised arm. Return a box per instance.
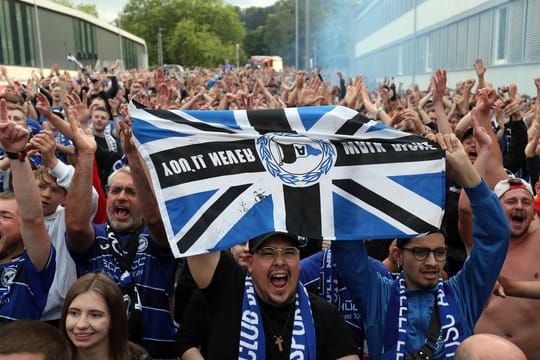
[436,127,482,188]
[432,69,453,135]
[460,78,476,115]
[119,105,168,249]
[35,92,71,138]
[416,84,433,125]
[0,99,51,270]
[187,252,221,289]
[0,66,15,88]
[458,94,505,251]
[471,87,507,186]
[502,100,528,174]
[64,106,96,253]
[474,59,486,91]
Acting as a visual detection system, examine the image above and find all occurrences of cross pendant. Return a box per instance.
[275,336,284,352]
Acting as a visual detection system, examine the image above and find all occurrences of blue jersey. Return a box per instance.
[0,249,55,321]
[300,249,391,356]
[71,224,178,359]
[333,181,510,360]
[52,131,74,163]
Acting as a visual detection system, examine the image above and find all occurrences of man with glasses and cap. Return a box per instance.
[185,232,359,359]
[332,130,510,360]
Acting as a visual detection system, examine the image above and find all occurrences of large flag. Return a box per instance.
[129,102,446,257]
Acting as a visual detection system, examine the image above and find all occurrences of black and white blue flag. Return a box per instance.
[129,103,446,257]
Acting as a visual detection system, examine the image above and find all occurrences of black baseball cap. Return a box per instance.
[248,232,304,253]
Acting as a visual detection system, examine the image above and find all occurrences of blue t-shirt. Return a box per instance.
[70,224,178,359]
[300,248,391,356]
[0,248,56,321]
[52,131,74,163]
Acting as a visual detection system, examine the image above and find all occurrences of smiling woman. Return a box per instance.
[59,272,150,360]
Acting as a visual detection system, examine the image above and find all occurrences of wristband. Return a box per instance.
[5,150,27,162]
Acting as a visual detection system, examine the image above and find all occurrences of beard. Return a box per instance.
[107,211,144,232]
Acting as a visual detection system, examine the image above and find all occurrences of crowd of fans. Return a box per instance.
[0,57,539,360]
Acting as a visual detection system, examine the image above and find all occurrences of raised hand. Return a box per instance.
[508,83,518,99]
[118,104,136,154]
[67,105,96,155]
[66,90,91,128]
[475,87,497,114]
[471,109,493,155]
[35,92,52,118]
[474,59,486,78]
[298,76,324,106]
[432,69,447,104]
[28,129,57,166]
[434,130,481,187]
[156,82,170,109]
[463,78,476,93]
[0,99,29,153]
[399,108,424,134]
[503,101,522,120]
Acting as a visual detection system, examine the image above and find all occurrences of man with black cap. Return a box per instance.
[186,231,358,359]
[332,130,510,360]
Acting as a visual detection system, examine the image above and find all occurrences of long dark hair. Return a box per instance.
[60,272,130,360]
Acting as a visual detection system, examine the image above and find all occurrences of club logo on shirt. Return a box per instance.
[1,267,17,287]
[137,234,149,252]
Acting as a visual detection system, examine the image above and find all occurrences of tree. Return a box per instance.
[167,20,225,67]
[260,0,297,65]
[76,3,98,18]
[51,0,98,18]
[244,26,271,58]
[121,0,245,67]
[240,6,275,30]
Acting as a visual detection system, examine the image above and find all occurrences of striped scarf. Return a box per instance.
[383,273,464,359]
[238,273,316,359]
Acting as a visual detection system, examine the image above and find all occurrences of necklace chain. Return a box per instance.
[263,301,295,352]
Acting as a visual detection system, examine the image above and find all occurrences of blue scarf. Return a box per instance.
[239,273,316,359]
[320,248,364,355]
[383,273,464,359]
[320,248,339,304]
[320,248,362,329]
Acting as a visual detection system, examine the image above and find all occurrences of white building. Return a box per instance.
[353,0,540,95]
[0,0,147,80]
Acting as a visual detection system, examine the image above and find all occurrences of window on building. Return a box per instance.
[494,6,508,63]
[397,45,403,75]
[0,0,36,66]
[425,36,432,73]
[73,19,97,65]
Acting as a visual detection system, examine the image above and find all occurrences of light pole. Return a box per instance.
[305,0,310,71]
[295,0,299,70]
[157,27,163,66]
[235,43,240,68]
[118,13,124,68]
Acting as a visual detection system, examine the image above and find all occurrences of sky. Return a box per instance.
[73,0,278,24]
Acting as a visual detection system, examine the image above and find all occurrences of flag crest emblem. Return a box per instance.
[257,133,336,187]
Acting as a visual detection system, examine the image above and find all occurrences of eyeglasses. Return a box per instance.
[255,246,300,261]
[401,247,447,261]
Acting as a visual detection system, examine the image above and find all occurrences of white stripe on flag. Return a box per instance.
[284,107,306,132]
[332,185,420,236]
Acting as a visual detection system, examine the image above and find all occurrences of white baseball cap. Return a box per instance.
[493,177,534,198]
